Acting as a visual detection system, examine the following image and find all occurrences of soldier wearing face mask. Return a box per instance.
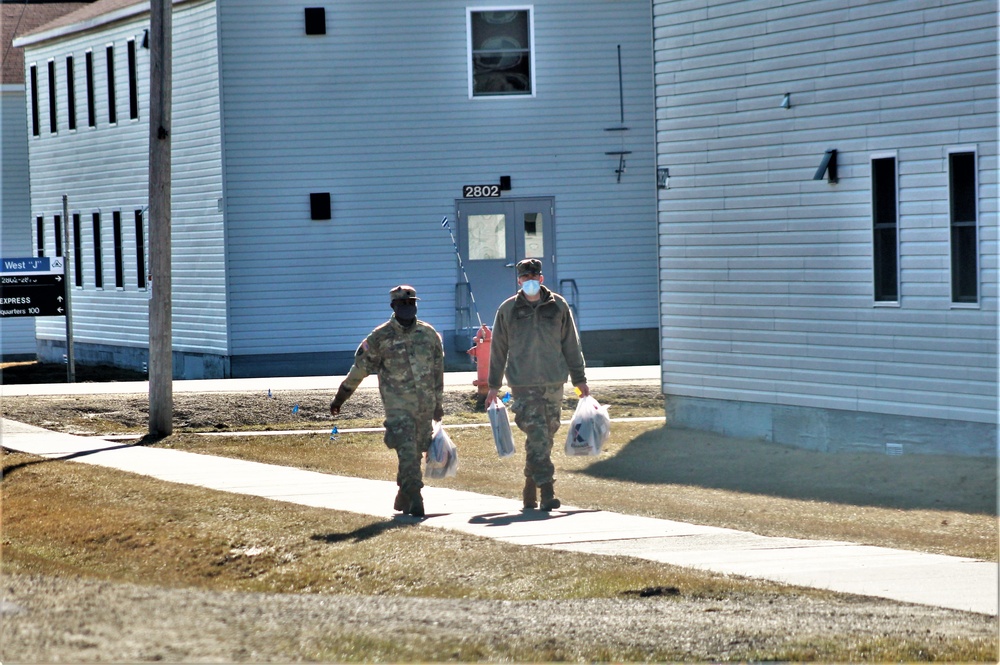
[330,285,445,517]
[486,259,589,511]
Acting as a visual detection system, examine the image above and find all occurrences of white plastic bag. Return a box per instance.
[564,396,611,456]
[488,401,516,458]
[425,420,458,479]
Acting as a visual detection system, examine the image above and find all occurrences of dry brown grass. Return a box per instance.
[3,377,998,663]
[4,448,997,663]
[1,449,799,601]
[156,418,998,562]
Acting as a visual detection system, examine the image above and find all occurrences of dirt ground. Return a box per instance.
[2,363,995,518]
[2,361,997,662]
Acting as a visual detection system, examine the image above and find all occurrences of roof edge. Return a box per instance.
[13,2,150,48]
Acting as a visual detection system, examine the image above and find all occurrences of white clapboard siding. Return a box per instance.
[25,0,228,355]
[217,0,657,355]
[654,0,997,424]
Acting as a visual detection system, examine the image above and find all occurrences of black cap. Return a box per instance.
[515,258,542,277]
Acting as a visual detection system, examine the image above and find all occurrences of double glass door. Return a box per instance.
[455,197,554,328]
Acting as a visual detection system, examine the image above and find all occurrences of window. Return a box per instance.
[35,216,44,257]
[53,215,63,257]
[949,150,978,304]
[92,212,104,288]
[468,9,533,97]
[73,213,83,287]
[135,209,147,289]
[106,45,117,124]
[523,212,543,257]
[468,214,507,259]
[29,65,40,136]
[871,155,899,303]
[112,211,124,288]
[66,56,77,130]
[47,60,57,133]
[127,39,139,120]
[85,51,96,127]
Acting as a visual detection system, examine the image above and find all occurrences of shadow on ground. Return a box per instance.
[311,520,416,544]
[0,362,147,385]
[582,426,997,515]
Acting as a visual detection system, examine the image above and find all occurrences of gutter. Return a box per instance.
[12,0,199,49]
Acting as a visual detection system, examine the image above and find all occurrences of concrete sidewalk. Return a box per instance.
[0,365,661,396]
[2,416,996,616]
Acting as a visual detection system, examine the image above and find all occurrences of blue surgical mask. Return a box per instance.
[521,279,541,297]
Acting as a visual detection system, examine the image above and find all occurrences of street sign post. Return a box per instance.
[0,257,67,318]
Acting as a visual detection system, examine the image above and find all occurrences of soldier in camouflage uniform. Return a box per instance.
[330,285,445,517]
[486,259,589,511]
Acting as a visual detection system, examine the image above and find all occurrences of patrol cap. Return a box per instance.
[516,258,542,277]
[389,284,419,301]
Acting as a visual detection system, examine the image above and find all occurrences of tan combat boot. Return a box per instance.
[393,488,407,512]
[522,478,537,509]
[539,482,560,511]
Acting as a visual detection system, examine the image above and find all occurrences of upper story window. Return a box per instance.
[29,65,40,136]
[47,60,57,133]
[127,39,139,120]
[949,149,978,304]
[85,51,96,127]
[106,44,117,124]
[66,56,77,130]
[468,9,533,98]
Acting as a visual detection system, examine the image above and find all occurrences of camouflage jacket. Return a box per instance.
[341,316,444,415]
[487,285,587,389]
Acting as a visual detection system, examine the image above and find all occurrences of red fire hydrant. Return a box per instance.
[467,324,492,398]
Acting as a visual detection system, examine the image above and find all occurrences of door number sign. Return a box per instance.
[462,184,501,198]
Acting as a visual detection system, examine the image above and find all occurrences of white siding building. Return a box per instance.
[653,0,997,456]
[16,0,659,378]
[2,2,95,361]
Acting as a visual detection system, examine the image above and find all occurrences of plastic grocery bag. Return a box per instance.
[564,396,611,456]
[425,420,458,479]
[488,401,516,458]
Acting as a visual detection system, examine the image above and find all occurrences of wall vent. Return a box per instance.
[310,193,331,220]
[304,8,326,35]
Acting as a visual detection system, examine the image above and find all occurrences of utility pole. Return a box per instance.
[148,0,172,437]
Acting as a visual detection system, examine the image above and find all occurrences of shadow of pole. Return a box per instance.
[311,519,415,544]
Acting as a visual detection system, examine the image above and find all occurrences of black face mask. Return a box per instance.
[393,303,417,324]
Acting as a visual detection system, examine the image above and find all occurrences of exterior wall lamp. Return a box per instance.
[813,149,838,184]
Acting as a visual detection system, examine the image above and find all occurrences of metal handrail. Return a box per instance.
[454,282,476,349]
[559,278,579,323]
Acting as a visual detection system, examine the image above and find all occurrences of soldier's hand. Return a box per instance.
[330,384,351,417]
[485,388,499,407]
[433,404,444,422]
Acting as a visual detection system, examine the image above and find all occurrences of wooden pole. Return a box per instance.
[148,0,172,437]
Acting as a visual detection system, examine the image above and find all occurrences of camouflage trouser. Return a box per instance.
[384,410,433,495]
[510,385,563,486]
